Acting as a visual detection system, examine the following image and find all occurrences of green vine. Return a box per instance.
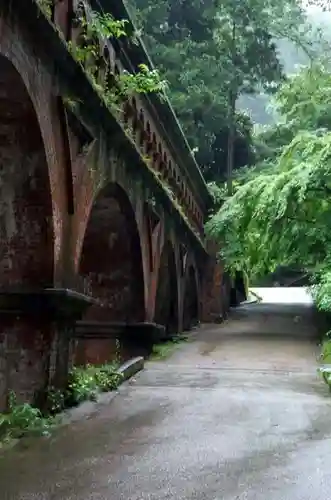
[68,10,167,114]
[118,64,168,96]
[89,12,128,39]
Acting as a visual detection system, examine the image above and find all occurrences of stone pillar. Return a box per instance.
[201,242,230,323]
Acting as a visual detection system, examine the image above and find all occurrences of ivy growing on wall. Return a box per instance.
[67,9,167,113]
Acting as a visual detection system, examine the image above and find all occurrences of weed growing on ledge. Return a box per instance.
[150,335,189,361]
[65,362,124,406]
[67,9,167,114]
[118,64,168,96]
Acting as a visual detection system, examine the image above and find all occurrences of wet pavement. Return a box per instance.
[1,291,331,499]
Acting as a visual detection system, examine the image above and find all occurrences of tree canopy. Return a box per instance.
[127,0,331,310]
[127,0,315,181]
[206,62,331,311]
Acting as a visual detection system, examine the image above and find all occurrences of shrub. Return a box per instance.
[65,366,98,406]
[0,360,125,444]
[93,363,124,392]
[45,386,66,415]
[65,362,124,406]
[0,392,53,441]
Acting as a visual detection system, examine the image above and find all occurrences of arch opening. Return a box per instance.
[182,265,199,331]
[154,241,179,335]
[0,55,54,409]
[230,271,247,307]
[0,56,54,287]
[79,183,145,323]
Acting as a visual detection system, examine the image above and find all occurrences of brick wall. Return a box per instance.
[0,49,55,410]
[0,320,53,410]
[0,8,224,405]
[78,186,145,322]
[201,256,229,323]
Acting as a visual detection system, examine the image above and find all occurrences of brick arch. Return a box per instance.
[182,257,200,331]
[154,240,179,335]
[0,29,68,278]
[0,54,54,287]
[0,54,55,409]
[77,182,145,322]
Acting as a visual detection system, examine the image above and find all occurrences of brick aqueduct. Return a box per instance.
[0,0,226,409]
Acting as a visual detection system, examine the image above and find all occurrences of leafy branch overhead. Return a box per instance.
[206,62,331,312]
[127,0,328,182]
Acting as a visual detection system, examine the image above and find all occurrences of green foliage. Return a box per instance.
[45,386,66,415]
[318,337,331,389]
[207,182,226,208]
[207,130,331,276]
[0,392,53,442]
[150,335,188,360]
[320,338,331,362]
[65,363,123,406]
[254,124,295,160]
[128,0,318,179]
[68,9,167,114]
[276,63,331,131]
[0,352,124,443]
[66,366,98,405]
[118,64,168,96]
[311,265,331,313]
[94,364,124,392]
[206,62,331,311]
[89,11,129,39]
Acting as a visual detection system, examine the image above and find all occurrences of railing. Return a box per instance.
[47,0,205,238]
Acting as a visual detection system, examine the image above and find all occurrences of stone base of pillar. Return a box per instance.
[201,244,231,323]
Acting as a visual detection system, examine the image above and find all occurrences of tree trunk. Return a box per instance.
[226,89,236,196]
[226,17,237,196]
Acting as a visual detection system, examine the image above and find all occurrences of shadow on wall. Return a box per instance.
[182,265,199,331]
[154,241,179,336]
[74,182,146,365]
[230,271,247,307]
[78,182,145,322]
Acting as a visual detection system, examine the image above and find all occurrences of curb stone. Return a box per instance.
[118,356,145,379]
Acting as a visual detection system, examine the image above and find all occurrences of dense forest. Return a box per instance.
[127,0,329,184]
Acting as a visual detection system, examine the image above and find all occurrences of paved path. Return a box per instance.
[1,296,331,499]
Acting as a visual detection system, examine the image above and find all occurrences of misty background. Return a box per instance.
[238,7,331,126]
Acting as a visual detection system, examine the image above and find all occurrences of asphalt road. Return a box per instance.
[1,296,331,500]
